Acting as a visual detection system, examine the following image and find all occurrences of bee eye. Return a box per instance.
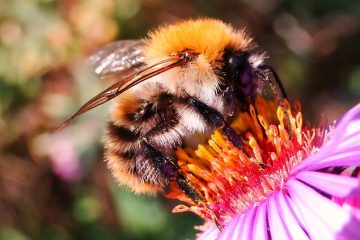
[227,52,250,71]
[224,51,255,97]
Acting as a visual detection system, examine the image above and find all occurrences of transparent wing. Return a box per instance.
[87,40,145,79]
[54,56,187,132]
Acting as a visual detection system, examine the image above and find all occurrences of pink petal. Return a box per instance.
[286,180,340,239]
[287,179,360,239]
[251,203,269,240]
[331,103,360,152]
[325,103,360,155]
[268,192,292,239]
[294,103,360,172]
[336,124,360,152]
[296,171,360,198]
[298,148,360,171]
[196,225,219,240]
[217,207,256,240]
[217,214,243,240]
[239,206,256,240]
[276,191,310,240]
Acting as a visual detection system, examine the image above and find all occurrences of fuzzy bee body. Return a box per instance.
[104,82,226,194]
[58,18,286,199]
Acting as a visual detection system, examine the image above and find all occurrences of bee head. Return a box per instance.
[224,50,253,82]
[142,18,256,101]
[222,49,265,100]
[143,18,251,65]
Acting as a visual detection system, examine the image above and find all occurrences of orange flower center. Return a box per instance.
[166,98,327,225]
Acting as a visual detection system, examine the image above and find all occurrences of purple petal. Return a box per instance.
[296,171,360,198]
[287,179,360,239]
[251,203,269,240]
[217,214,243,240]
[296,148,360,171]
[331,103,360,151]
[267,192,292,240]
[217,207,256,240]
[326,103,360,154]
[209,206,256,240]
[239,206,256,240]
[285,187,332,239]
[227,214,245,240]
[294,103,360,172]
[276,191,310,240]
[336,125,360,152]
[196,225,219,240]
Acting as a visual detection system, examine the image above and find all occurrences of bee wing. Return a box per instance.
[88,40,145,79]
[54,56,183,132]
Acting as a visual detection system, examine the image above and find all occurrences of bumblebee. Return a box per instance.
[57,18,286,202]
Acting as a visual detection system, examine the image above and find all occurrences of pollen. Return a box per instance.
[166,98,328,225]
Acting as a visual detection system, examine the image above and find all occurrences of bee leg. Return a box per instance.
[141,139,178,179]
[185,97,243,148]
[177,175,222,228]
[176,175,203,203]
[258,64,287,99]
[222,86,237,117]
[143,138,217,223]
[142,139,204,203]
[257,65,293,138]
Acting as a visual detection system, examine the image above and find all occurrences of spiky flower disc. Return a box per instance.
[165,98,360,239]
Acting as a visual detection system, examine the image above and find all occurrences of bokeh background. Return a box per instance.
[1,0,359,239]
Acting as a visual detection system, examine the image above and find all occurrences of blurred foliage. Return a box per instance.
[0,0,359,239]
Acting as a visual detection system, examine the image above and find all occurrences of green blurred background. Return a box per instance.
[0,0,359,239]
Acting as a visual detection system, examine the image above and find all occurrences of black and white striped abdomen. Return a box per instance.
[103,85,208,193]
